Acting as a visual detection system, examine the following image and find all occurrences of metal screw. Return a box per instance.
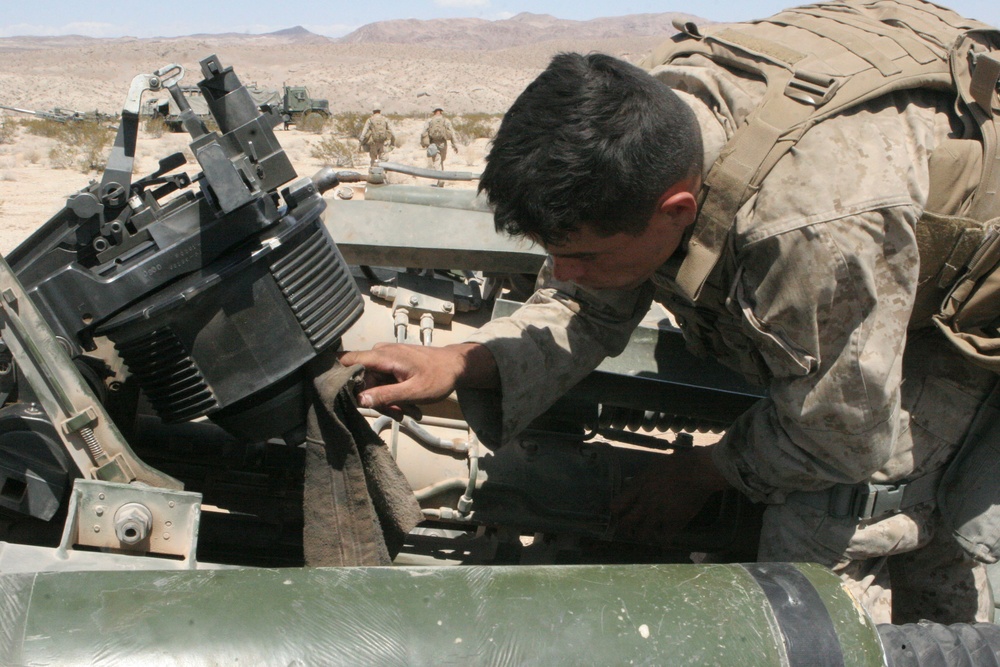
[442,303,453,313]
[93,525,101,533]
[408,295,420,306]
[95,506,105,517]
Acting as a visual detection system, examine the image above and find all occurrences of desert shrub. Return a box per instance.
[310,135,355,167]
[332,111,367,139]
[42,120,114,173]
[452,113,500,144]
[48,144,77,170]
[23,118,66,139]
[144,116,167,138]
[0,118,16,145]
[299,112,328,134]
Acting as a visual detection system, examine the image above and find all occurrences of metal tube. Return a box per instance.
[0,563,888,666]
[377,160,481,181]
[372,415,470,455]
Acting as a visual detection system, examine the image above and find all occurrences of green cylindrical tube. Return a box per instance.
[0,562,885,666]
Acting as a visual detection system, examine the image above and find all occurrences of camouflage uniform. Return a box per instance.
[421,112,457,173]
[359,112,394,167]
[458,61,995,623]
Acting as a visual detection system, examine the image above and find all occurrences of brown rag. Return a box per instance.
[302,351,423,566]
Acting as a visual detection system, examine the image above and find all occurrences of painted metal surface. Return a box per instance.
[0,562,885,667]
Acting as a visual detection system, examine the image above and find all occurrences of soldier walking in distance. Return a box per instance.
[421,105,459,185]
[358,104,394,167]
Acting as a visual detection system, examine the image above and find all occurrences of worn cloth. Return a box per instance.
[458,57,995,621]
[303,353,423,566]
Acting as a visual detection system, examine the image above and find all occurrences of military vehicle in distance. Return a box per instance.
[278,84,330,128]
[146,83,281,131]
[0,54,998,666]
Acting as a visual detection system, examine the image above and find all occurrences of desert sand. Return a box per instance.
[0,32,668,256]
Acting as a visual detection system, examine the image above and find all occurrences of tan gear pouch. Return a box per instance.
[938,381,1000,563]
[931,218,1000,372]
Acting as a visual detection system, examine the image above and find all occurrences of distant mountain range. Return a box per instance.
[335,12,706,50]
[1,12,707,50]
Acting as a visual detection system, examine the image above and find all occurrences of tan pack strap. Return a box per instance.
[957,35,1000,222]
[676,78,810,299]
[885,0,983,32]
[675,60,952,300]
[765,11,903,76]
[782,7,941,64]
[711,28,808,67]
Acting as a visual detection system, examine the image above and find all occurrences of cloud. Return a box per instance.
[434,0,491,7]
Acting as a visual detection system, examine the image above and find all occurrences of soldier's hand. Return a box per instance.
[339,342,497,420]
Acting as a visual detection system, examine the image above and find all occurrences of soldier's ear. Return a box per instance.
[655,177,700,228]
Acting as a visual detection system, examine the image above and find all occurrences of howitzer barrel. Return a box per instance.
[0,104,41,116]
[0,562,892,665]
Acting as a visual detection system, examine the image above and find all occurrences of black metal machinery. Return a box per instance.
[0,55,362,522]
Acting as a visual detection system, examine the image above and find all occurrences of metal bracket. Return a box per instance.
[57,479,202,566]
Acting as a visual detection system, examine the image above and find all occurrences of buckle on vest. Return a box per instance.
[809,482,903,520]
[784,70,840,106]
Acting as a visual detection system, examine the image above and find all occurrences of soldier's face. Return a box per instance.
[545,186,698,290]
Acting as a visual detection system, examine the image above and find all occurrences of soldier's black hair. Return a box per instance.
[479,52,703,246]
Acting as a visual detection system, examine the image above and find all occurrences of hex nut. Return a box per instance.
[114,503,153,545]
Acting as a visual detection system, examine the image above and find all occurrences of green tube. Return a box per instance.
[0,562,885,666]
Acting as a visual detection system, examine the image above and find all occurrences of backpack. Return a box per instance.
[641,0,1000,371]
[367,115,390,143]
[427,116,450,143]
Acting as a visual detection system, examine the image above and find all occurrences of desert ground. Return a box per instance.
[0,32,667,256]
[0,115,496,256]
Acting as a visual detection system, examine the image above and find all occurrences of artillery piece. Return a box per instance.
[0,104,115,124]
[0,55,997,665]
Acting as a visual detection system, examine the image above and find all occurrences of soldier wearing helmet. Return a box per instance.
[420,104,459,185]
[358,103,395,167]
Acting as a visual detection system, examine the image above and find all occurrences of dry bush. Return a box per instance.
[333,111,367,138]
[310,135,355,167]
[40,120,114,173]
[0,118,16,145]
[452,113,500,144]
[23,118,66,139]
[299,112,328,134]
[144,116,167,138]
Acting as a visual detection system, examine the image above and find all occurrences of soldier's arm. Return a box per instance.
[457,256,655,445]
[710,207,918,503]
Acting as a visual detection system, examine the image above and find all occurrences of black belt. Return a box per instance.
[785,469,943,521]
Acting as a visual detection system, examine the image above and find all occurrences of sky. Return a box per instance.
[1,0,996,39]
